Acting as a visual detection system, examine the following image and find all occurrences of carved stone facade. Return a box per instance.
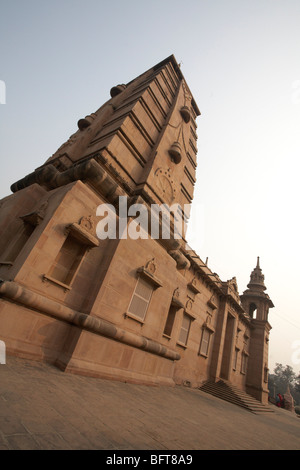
[0,56,273,403]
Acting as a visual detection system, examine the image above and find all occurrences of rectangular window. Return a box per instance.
[241,353,248,374]
[49,234,87,286]
[163,305,177,337]
[199,329,211,357]
[128,277,153,322]
[233,348,239,370]
[178,313,192,346]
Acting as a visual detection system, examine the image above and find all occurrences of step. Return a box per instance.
[199,380,274,414]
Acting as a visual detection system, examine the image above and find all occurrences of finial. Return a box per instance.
[246,256,266,291]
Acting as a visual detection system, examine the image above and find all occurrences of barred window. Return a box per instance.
[241,352,248,374]
[128,277,153,322]
[178,313,192,346]
[199,329,211,357]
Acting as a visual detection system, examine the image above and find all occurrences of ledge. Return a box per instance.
[188,279,201,295]
[42,274,71,292]
[124,311,145,325]
[198,352,208,359]
[171,296,184,309]
[183,309,196,320]
[66,223,99,247]
[136,267,163,288]
[202,322,215,333]
[0,280,181,362]
[176,341,187,350]
[162,333,171,340]
[207,298,218,310]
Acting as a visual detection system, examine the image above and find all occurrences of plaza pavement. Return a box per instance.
[0,355,299,451]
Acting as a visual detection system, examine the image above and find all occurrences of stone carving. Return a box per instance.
[207,294,217,310]
[228,277,239,293]
[77,113,97,131]
[173,287,180,299]
[137,258,162,288]
[188,277,201,294]
[144,258,157,275]
[169,249,190,270]
[171,288,184,308]
[185,298,193,311]
[180,106,191,123]
[78,215,96,234]
[155,168,176,203]
[166,79,194,166]
[110,84,126,97]
[182,80,192,103]
[168,141,182,164]
[20,199,49,226]
[206,311,213,324]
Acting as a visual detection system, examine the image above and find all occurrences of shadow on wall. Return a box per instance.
[37,321,82,370]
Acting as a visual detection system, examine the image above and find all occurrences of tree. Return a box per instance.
[268,363,300,405]
[295,374,300,394]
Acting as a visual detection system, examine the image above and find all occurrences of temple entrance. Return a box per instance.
[220,313,235,380]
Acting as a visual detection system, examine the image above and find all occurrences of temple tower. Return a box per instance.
[240,257,274,404]
[0,56,201,385]
[0,57,273,399]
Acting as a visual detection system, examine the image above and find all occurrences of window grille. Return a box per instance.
[128,277,153,321]
[178,313,192,346]
[199,328,211,356]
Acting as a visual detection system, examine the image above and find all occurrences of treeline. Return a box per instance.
[268,363,300,406]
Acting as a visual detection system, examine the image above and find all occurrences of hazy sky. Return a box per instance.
[1,0,300,374]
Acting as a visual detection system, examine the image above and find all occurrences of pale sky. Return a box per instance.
[1,0,300,374]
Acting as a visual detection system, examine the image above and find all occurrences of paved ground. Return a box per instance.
[0,355,300,451]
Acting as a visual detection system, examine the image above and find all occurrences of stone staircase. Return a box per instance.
[199,379,274,414]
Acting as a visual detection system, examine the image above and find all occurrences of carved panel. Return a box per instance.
[155,168,176,204]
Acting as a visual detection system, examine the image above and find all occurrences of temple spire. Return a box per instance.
[240,257,274,321]
[247,256,266,292]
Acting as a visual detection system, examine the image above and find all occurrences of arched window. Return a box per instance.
[249,302,257,319]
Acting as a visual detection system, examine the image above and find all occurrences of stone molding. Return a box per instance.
[0,280,180,362]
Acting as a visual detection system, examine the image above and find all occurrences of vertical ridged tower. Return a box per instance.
[0,56,201,385]
[240,257,274,403]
